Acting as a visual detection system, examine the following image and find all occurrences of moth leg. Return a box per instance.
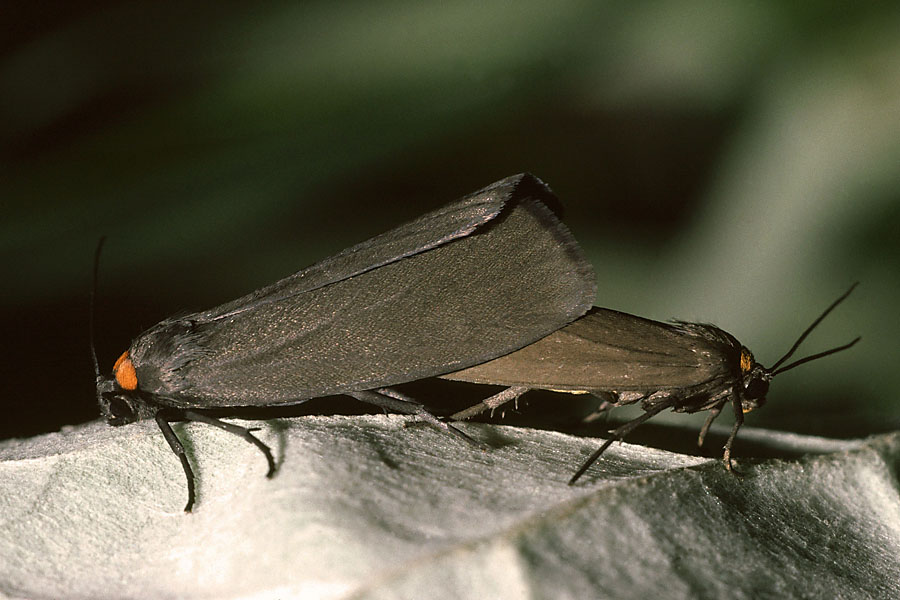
[449,386,530,421]
[697,403,724,448]
[154,411,196,513]
[180,410,277,479]
[351,389,487,450]
[722,395,745,476]
[582,393,616,424]
[569,402,672,485]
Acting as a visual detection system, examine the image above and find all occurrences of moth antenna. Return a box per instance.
[90,236,107,383]
[769,282,858,372]
[771,336,860,376]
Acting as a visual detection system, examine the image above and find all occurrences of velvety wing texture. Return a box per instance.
[442,307,733,392]
[127,174,596,407]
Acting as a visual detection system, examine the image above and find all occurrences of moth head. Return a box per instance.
[97,388,139,426]
[95,351,155,425]
[738,347,770,412]
[740,283,861,414]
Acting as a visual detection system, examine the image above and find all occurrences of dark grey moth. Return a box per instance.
[442,285,859,483]
[93,173,596,510]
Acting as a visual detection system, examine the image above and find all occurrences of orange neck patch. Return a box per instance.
[113,351,138,390]
[740,348,753,374]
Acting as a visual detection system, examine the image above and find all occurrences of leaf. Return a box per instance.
[0,415,896,599]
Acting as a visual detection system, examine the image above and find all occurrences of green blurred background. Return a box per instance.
[2,1,898,442]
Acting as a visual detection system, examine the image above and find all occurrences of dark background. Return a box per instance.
[2,2,898,443]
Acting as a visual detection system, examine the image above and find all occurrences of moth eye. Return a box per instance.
[744,377,769,400]
[107,396,136,424]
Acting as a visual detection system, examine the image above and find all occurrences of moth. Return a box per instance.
[442,285,859,482]
[93,174,596,510]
